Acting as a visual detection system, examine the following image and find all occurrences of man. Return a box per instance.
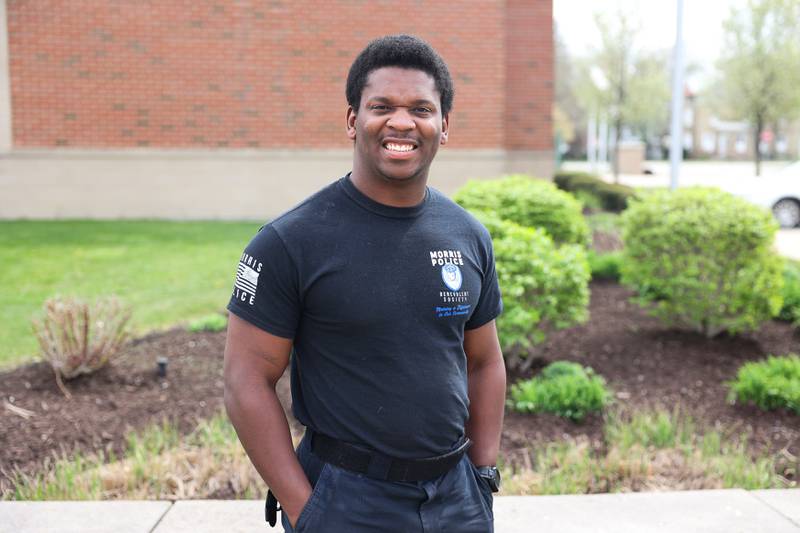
[224,34,505,532]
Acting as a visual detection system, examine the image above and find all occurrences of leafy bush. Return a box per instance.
[778,261,800,325]
[454,175,590,246]
[474,212,590,369]
[32,296,132,397]
[725,354,800,415]
[554,171,635,212]
[188,313,227,333]
[509,360,613,422]
[588,251,622,281]
[620,187,784,337]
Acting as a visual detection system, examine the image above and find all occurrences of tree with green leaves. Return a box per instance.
[574,11,670,182]
[716,0,800,175]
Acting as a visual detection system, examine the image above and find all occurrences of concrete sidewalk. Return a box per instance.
[1,489,798,532]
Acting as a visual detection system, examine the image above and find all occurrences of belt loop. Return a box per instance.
[366,451,394,480]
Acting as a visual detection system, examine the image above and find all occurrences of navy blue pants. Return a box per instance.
[281,433,494,533]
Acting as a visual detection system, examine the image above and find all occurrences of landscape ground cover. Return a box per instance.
[1,280,796,498]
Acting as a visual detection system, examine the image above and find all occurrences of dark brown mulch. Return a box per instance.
[502,281,800,482]
[1,282,798,494]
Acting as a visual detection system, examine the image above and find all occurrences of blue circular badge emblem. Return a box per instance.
[441,264,463,292]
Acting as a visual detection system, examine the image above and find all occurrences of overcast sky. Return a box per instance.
[553,0,745,89]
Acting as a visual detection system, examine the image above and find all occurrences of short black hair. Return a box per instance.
[346,34,454,116]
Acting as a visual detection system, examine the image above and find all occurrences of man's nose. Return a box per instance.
[386,109,415,131]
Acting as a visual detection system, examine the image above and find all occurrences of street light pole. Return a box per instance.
[669,0,685,191]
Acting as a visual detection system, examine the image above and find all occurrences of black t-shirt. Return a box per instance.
[227,174,502,459]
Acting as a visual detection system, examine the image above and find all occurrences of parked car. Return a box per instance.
[722,161,800,228]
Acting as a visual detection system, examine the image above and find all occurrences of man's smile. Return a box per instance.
[382,138,419,159]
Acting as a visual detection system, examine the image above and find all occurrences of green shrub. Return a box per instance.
[778,261,800,325]
[553,171,635,212]
[187,313,228,333]
[473,212,590,368]
[588,251,622,281]
[725,354,800,415]
[509,360,613,422]
[620,187,784,337]
[454,175,590,246]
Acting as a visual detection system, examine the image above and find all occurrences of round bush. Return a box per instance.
[509,361,613,422]
[473,211,590,366]
[620,187,784,337]
[725,354,800,415]
[454,175,591,247]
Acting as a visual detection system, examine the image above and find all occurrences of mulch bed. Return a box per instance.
[1,281,798,495]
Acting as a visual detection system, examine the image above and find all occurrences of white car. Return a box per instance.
[724,161,800,228]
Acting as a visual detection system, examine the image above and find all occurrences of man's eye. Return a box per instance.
[415,107,432,114]
[371,105,389,111]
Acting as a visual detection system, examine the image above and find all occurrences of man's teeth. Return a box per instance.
[385,143,415,152]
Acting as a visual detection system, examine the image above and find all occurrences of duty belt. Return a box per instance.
[309,429,472,482]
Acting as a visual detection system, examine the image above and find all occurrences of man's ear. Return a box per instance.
[440,113,449,146]
[346,106,357,141]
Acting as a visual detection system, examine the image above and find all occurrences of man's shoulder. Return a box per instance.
[245,177,345,254]
[270,178,342,227]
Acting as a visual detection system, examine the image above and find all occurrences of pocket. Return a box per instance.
[466,459,494,514]
[294,462,331,533]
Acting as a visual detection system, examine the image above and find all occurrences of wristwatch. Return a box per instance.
[476,466,501,493]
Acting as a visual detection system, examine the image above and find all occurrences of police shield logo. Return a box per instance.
[441,264,463,292]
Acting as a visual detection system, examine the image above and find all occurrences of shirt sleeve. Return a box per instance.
[465,234,503,330]
[226,225,301,339]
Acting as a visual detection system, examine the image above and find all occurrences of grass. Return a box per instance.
[500,405,796,495]
[5,412,271,500]
[6,406,794,500]
[0,220,261,369]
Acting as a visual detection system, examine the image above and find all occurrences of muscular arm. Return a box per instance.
[223,313,309,527]
[463,319,506,467]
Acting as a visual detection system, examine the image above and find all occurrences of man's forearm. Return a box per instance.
[465,355,506,466]
[224,380,311,524]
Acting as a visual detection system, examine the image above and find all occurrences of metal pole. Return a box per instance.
[669,0,685,191]
[588,113,597,173]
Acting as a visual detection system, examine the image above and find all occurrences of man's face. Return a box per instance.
[347,66,449,184]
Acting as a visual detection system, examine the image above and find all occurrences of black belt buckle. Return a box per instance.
[265,489,280,527]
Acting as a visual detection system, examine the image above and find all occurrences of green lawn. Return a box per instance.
[0,220,262,369]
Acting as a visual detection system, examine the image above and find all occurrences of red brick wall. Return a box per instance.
[505,0,553,150]
[8,0,552,150]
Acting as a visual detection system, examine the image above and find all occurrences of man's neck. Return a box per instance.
[349,168,428,208]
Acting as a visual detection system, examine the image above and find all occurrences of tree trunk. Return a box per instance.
[754,117,763,177]
[612,117,622,183]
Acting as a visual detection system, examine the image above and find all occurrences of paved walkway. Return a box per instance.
[1,489,798,532]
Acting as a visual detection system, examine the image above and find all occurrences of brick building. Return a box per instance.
[0,0,554,219]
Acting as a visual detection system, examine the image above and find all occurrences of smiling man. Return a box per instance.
[223,34,505,532]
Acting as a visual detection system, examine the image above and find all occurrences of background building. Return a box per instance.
[0,0,554,219]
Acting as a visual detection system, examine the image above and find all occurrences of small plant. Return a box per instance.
[620,187,784,337]
[509,360,613,422]
[454,175,591,247]
[187,313,227,333]
[778,261,800,326]
[32,296,132,398]
[725,354,800,415]
[474,212,590,370]
[588,251,622,281]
